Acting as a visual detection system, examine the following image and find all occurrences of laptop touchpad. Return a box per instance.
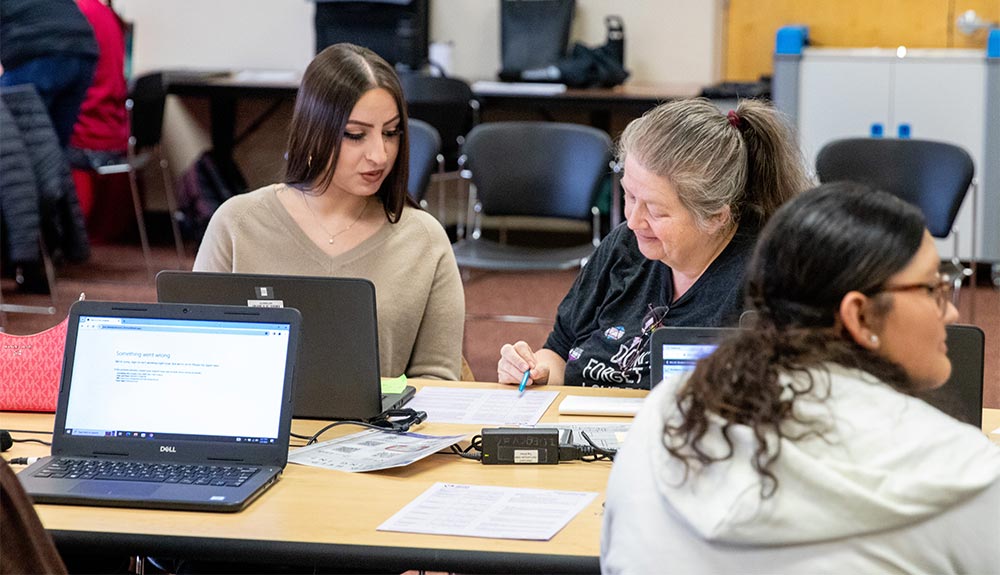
[70,481,160,498]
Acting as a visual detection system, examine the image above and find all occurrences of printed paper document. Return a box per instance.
[407,387,558,425]
[377,482,598,540]
[288,430,465,473]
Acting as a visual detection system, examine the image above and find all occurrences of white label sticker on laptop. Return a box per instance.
[247,300,284,308]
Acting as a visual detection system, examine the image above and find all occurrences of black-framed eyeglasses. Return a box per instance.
[868,278,953,317]
[621,304,670,372]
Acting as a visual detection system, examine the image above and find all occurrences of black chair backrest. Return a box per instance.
[407,118,441,203]
[922,324,985,427]
[815,138,974,238]
[399,73,475,168]
[128,72,167,151]
[461,122,612,221]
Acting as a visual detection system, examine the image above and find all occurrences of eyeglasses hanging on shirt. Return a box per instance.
[619,304,670,373]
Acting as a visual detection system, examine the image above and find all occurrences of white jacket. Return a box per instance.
[601,364,1000,574]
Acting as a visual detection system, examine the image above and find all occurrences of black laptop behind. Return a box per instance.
[18,300,301,512]
[650,325,985,427]
[156,271,415,420]
[649,327,737,388]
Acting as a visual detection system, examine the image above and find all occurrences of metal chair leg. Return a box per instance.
[158,154,186,269]
[126,167,155,280]
[2,237,58,316]
[39,237,58,309]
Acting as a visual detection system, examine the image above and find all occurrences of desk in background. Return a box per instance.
[7,381,647,574]
[163,70,699,190]
[475,82,700,135]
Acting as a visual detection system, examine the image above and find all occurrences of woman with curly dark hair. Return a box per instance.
[601,182,1000,573]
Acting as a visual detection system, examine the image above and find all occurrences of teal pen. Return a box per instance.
[518,369,531,394]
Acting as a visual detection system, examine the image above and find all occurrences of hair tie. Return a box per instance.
[727,110,741,129]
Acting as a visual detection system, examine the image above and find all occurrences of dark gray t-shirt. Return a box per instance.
[544,222,757,389]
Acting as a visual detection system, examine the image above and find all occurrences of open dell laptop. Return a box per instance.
[18,300,301,512]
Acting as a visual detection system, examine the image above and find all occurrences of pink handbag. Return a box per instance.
[0,318,67,412]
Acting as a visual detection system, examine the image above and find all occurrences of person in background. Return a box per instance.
[498,98,811,388]
[68,0,132,240]
[602,183,1000,573]
[195,43,464,381]
[0,0,98,148]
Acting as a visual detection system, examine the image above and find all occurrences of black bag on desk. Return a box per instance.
[499,10,629,88]
[175,151,246,241]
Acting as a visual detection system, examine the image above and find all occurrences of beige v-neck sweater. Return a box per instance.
[193,184,464,381]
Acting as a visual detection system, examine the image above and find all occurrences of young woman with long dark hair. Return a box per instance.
[195,44,464,381]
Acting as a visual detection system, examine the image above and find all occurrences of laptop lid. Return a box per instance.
[156,271,404,420]
[921,324,984,426]
[649,327,737,389]
[21,300,301,511]
[651,325,985,427]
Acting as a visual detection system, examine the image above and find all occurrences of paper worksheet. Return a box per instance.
[407,387,558,425]
[288,430,465,473]
[377,482,598,540]
[534,422,631,450]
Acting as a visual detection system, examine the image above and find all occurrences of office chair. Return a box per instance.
[453,122,611,324]
[95,72,185,277]
[921,324,985,427]
[406,118,443,208]
[815,138,977,311]
[454,121,611,267]
[398,73,479,170]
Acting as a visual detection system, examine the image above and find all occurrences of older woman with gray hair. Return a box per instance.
[498,98,811,388]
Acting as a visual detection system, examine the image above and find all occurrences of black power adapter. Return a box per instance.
[480,428,559,465]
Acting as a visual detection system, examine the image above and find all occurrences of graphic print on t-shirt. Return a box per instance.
[578,329,649,389]
[604,326,625,341]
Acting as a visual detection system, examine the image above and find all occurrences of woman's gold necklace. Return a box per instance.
[300,192,368,245]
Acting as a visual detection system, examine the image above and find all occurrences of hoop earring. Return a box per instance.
[307,154,313,169]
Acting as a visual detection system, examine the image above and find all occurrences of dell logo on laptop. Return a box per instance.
[160,446,176,453]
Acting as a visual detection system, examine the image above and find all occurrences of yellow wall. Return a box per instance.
[725,0,1000,80]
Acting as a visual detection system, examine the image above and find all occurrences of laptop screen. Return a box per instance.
[658,343,718,383]
[63,315,291,445]
[649,327,737,388]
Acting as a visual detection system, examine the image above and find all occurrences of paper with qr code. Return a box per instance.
[289,429,464,472]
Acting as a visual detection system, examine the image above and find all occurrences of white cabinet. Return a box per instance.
[796,48,988,261]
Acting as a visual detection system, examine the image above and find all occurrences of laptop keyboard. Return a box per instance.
[33,458,260,487]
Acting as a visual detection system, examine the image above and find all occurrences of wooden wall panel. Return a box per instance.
[725,0,1000,81]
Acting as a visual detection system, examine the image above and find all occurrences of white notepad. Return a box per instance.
[557,395,644,417]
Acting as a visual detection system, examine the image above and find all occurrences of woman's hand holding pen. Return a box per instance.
[498,341,550,386]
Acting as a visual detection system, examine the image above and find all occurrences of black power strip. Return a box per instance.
[480,428,559,465]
